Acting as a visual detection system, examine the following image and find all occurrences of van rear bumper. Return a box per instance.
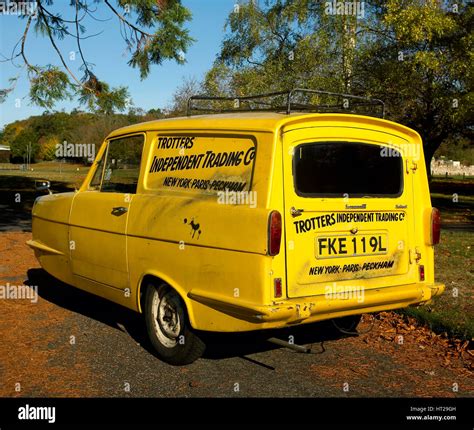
[188,282,445,327]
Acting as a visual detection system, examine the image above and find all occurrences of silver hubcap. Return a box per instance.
[152,286,182,348]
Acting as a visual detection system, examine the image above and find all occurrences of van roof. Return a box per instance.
[107,112,420,142]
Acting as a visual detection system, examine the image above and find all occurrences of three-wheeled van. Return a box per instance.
[29,90,444,364]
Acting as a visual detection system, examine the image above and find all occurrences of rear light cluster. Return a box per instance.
[274,278,282,298]
[419,265,425,282]
[430,208,441,245]
[268,210,282,256]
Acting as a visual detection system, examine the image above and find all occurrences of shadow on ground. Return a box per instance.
[0,176,74,232]
[26,268,351,363]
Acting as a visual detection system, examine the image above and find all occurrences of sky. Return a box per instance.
[0,0,236,128]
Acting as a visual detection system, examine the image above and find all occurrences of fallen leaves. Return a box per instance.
[361,312,473,375]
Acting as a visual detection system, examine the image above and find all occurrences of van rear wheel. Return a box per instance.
[144,282,205,365]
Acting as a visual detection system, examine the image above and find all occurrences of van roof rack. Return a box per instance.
[186,88,385,118]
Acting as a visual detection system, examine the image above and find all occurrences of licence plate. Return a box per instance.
[315,233,388,259]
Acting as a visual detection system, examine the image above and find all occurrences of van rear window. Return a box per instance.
[294,142,403,197]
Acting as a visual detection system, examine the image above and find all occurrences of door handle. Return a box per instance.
[111,206,128,216]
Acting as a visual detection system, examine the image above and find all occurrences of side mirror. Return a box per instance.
[35,180,52,194]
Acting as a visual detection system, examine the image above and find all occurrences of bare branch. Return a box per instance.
[104,0,154,38]
[40,4,85,24]
[20,16,37,71]
[246,57,264,67]
[75,0,91,77]
[0,36,22,65]
[36,0,84,88]
[83,6,112,23]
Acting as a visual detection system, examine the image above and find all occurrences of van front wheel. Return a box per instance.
[144,283,205,365]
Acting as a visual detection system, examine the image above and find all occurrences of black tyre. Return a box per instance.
[144,282,205,365]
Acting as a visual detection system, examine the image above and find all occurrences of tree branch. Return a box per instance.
[40,3,85,24]
[75,0,91,77]
[245,57,264,67]
[104,0,153,38]
[36,0,84,88]
[20,16,37,71]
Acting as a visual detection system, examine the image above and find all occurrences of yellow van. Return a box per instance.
[28,90,444,364]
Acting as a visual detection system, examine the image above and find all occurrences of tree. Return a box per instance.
[1,111,149,163]
[147,108,164,118]
[10,128,39,162]
[1,0,194,113]
[213,0,367,95]
[37,135,60,161]
[355,0,473,170]
[0,121,26,149]
[165,76,202,116]
[199,0,472,169]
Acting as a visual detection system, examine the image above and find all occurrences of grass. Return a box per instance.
[0,161,89,189]
[430,178,473,225]
[430,193,474,203]
[402,230,473,340]
[401,177,473,341]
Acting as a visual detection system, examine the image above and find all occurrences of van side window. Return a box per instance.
[294,142,403,197]
[97,135,144,194]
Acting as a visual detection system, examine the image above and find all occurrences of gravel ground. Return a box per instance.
[0,232,472,398]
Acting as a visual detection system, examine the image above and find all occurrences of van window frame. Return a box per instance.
[86,132,146,194]
[292,141,405,198]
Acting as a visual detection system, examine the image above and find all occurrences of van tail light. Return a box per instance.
[419,265,425,282]
[268,210,282,256]
[274,278,282,298]
[430,208,441,245]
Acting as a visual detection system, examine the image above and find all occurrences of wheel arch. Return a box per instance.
[137,272,197,328]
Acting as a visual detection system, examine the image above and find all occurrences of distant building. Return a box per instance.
[0,145,11,162]
[431,158,474,176]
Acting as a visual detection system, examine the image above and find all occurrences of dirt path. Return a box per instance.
[0,232,472,397]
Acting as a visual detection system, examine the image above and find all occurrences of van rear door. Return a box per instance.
[282,122,418,299]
